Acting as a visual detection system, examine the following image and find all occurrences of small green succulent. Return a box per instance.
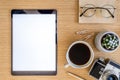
[101,33,119,50]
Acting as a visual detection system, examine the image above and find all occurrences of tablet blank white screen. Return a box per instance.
[13,14,56,71]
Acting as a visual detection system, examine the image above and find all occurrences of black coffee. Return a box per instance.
[69,43,91,65]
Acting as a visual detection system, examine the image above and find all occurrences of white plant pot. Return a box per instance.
[95,31,120,53]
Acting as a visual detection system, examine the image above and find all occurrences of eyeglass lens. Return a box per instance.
[82,4,96,17]
[101,4,115,18]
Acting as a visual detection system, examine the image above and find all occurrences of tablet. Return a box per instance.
[11,10,57,75]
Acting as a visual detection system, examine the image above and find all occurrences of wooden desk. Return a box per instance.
[0,0,120,80]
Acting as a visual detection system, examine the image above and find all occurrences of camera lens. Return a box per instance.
[107,74,118,80]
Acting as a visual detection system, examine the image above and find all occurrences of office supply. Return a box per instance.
[79,0,117,23]
[11,10,57,75]
[76,30,88,35]
[83,33,94,41]
[67,71,85,80]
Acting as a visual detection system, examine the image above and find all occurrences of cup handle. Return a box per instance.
[64,63,70,68]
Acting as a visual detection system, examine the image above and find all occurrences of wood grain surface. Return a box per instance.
[0,0,120,80]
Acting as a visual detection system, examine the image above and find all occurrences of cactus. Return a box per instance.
[101,33,119,50]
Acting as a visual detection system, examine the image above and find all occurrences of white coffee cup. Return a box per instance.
[65,41,94,69]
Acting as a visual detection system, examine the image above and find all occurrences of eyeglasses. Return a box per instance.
[80,4,116,18]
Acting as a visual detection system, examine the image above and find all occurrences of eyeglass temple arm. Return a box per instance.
[80,8,93,17]
[103,8,114,18]
[80,7,114,18]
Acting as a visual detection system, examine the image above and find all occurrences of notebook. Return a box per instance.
[79,0,117,23]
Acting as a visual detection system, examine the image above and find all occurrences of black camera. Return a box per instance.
[89,58,120,80]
